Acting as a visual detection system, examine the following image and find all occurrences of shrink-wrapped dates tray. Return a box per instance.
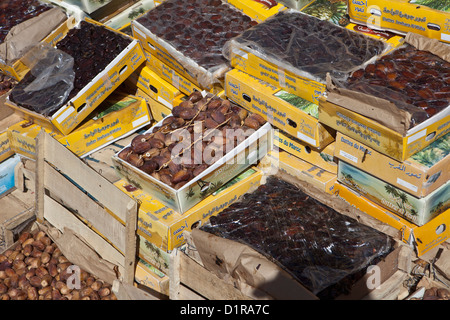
[339,44,450,129]
[8,20,132,117]
[201,176,394,298]
[224,10,387,83]
[133,0,257,88]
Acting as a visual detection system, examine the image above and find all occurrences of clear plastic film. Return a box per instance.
[223,9,388,83]
[201,176,394,298]
[332,42,450,130]
[9,43,75,116]
[134,0,257,89]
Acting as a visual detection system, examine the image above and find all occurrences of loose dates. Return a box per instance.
[118,91,265,189]
[135,0,257,70]
[346,45,450,128]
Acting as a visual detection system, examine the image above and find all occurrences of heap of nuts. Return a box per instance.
[0,229,116,300]
[118,91,266,189]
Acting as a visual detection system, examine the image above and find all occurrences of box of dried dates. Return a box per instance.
[274,130,337,174]
[131,0,259,91]
[348,0,450,44]
[260,150,337,193]
[225,68,334,149]
[191,172,406,300]
[112,91,273,213]
[131,88,173,123]
[0,0,70,81]
[323,33,450,161]
[333,182,450,257]
[334,132,449,198]
[8,93,151,159]
[224,0,287,23]
[338,159,449,227]
[5,18,145,136]
[124,65,185,110]
[225,9,390,105]
[134,258,169,296]
[115,167,262,252]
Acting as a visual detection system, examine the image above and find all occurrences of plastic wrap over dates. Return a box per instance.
[225,10,386,82]
[0,0,51,43]
[135,0,257,70]
[343,44,450,129]
[202,176,394,298]
[9,21,131,116]
[118,91,266,189]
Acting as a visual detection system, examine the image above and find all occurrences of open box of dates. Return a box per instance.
[223,9,390,104]
[0,0,68,81]
[5,18,145,135]
[192,174,400,300]
[131,0,258,90]
[323,33,450,161]
[112,91,273,213]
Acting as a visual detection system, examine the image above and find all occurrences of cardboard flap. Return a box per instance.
[405,33,450,63]
[0,7,67,65]
[326,74,411,135]
[191,228,318,300]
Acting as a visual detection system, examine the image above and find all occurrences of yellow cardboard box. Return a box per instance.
[6,18,145,135]
[334,132,449,198]
[8,93,151,159]
[133,88,173,123]
[319,97,450,162]
[337,159,449,227]
[348,0,450,43]
[144,52,224,96]
[134,258,169,296]
[114,167,263,252]
[260,150,337,194]
[124,64,185,110]
[333,182,450,257]
[0,106,22,163]
[275,130,337,174]
[225,68,334,149]
[0,8,71,81]
[224,0,287,23]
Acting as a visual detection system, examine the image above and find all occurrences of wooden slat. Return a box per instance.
[173,251,250,300]
[43,162,127,253]
[39,130,134,223]
[43,194,126,276]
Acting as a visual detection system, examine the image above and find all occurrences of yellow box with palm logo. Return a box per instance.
[225,68,334,149]
[114,167,262,252]
[319,97,450,162]
[333,182,450,257]
[337,159,450,226]
[8,93,151,159]
[348,0,450,44]
[334,132,449,198]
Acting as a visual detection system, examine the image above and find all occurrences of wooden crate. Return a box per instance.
[35,131,138,284]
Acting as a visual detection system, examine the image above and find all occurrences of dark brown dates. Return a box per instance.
[346,44,450,128]
[135,0,257,70]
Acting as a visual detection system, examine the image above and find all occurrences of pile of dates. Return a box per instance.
[0,74,16,96]
[9,21,131,115]
[345,44,450,128]
[135,0,257,70]
[230,10,386,81]
[0,229,117,300]
[118,91,265,189]
[0,0,51,43]
[202,176,394,298]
